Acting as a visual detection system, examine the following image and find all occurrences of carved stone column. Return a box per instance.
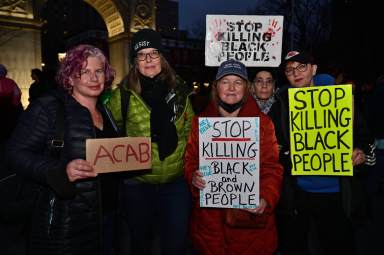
[130,0,156,32]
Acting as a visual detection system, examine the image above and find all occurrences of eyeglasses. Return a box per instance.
[136,50,160,61]
[254,79,274,86]
[79,69,105,80]
[285,63,308,76]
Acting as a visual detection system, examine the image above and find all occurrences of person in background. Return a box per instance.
[184,59,283,255]
[361,75,384,253]
[28,68,50,103]
[0,64,23,144]
[6,44,119,254]
[0,64,22,107]
[0,63,25,255]
[106,28,194,255]
[251,67,278,114]
[269,50,374,255]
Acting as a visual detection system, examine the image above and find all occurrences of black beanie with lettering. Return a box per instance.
[130,28,163,63]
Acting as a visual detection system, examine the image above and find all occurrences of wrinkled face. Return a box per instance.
[217,75,247,104]
[253,71,275,100]
[70,56,105,99]
[136,47,162,78]
[285,61,317,88]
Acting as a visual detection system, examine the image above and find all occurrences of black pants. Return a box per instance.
[119,177,192,255]
[277,191,354,255]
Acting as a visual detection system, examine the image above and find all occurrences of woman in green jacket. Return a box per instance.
[106,28,194,255]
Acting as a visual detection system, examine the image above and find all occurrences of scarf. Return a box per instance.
[254,96,276,114]
[139,75,178,161]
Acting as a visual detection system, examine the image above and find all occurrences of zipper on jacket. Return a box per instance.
[48,196,55,235]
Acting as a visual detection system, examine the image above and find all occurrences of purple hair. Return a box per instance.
[56,44,115,93]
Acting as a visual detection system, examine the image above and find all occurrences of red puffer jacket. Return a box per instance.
[184,97,283,255]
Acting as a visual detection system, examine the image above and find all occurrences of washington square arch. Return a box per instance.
[0,0,156,107]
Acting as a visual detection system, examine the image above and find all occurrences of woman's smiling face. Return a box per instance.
[217,75,247,104]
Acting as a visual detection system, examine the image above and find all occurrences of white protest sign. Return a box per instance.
[205,15,284,67]
[198,117,260,209]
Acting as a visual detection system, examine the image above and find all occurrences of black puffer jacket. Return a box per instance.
[6,89,118,255]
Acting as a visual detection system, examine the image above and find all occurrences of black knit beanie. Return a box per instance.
[130,28,163,63]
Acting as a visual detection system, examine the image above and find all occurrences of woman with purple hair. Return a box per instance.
[6,44,119,254]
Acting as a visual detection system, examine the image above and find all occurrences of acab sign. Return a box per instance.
[86,137,151,173]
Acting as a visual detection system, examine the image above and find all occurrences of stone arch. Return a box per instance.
[0,0,156,106]
[79,0,132,84]
[35,0,128,38]
[42,0,156,84]
[83,0,125,38]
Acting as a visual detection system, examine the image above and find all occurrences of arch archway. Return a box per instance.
[39,0,157,87]
[0,0,156,106]
[83,0,125,38]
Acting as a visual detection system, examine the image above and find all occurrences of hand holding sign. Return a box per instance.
[352,148,366,166]
[66,158,97,182]
[192,170,206,190]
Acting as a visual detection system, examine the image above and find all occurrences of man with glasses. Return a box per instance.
[269,50,364,255]
[282,51,317,88]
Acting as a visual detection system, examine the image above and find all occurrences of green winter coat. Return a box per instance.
[105,79,194,184]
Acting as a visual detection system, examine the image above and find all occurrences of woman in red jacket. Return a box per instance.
[184,59,283,255]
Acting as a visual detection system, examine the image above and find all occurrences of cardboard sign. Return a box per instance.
[199,117,260,209]
[288,85,353,176]
[205,15,283,67]
[86,137,151,173]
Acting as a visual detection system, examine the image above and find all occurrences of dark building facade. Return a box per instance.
[156,0,178,34]
[155,0,209,86]
[329,0,384,81]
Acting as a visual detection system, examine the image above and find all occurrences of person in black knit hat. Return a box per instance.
[105,28,194,255]
[130,28,164,63]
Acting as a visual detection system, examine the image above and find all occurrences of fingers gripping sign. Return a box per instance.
[352,148,366,166]
[192,170,206,190]
[66,159,97,182]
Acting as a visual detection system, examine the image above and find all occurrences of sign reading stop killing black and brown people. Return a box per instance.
[199,117,260,209]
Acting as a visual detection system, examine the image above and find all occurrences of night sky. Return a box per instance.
[179,0,259,38]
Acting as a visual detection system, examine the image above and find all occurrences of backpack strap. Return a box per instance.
[45,94,77,199]
[52,100,65,147]
[119,85,130,136]
[47,94,65,157]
